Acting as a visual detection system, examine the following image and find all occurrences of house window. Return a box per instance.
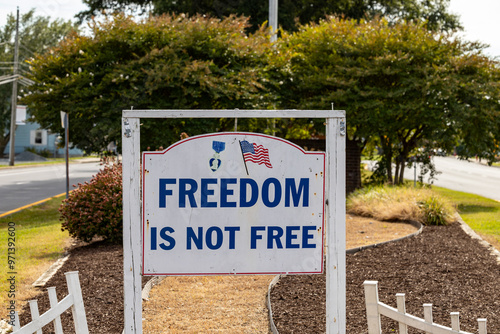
[30,130,48,146]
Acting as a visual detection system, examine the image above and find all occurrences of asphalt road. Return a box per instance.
[0,161,103,215]
[404,156,500,202]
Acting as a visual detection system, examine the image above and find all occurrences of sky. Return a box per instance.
[0,0,499,59]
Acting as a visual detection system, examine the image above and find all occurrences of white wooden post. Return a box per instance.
[326,116,346,334]
[65,271,89,334]
[122,117,142,334]
[47,287,64,334]
[364,281,381,334]
[450,312,460,331]
[28,301,42,334]
[269,0,278,42]
[396,293,408,334]
[13,311,20,329]
[423,303,433,334]
[478,318,487,334]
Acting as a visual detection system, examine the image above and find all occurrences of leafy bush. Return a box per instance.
[417,196,450,226]
[347,185,455,225]
[60,163,122,243]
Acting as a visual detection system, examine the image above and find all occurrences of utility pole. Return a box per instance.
[269,0,278,135]
[8,7,20,166]
[269,0,278,43]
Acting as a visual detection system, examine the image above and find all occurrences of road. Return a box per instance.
[405,156,500,202]
[0,161,103,215]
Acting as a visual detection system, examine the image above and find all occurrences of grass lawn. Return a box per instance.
[0,197,70,320]
[432,186,500,250]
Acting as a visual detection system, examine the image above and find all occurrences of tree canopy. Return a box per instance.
[22,14,274,153]
[22,14,500,187]
[77,0,461,32]
[272,17,500,184]
[0,9,77,155]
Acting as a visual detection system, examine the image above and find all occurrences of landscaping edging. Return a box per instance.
[32,254,70,287]
[455,213,500,264]
[266,219,423,334]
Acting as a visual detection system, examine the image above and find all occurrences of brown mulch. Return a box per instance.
[271,222,500,333]
[18,242,128,333]
[17,222,499,333]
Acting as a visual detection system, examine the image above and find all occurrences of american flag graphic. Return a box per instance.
[240,140,273,168]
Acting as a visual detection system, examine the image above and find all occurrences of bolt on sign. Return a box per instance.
[142,132,325,275]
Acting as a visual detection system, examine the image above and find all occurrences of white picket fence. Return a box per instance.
[12,271,89,334]
[364,281,487,334]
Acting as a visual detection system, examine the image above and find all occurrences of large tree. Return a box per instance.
[0,9,76,156]
[271,17,500,186]
[22,14,274,153]
[77,0,461,32]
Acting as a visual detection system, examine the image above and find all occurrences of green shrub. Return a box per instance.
[418,196,450,226]
[60,163,122,243]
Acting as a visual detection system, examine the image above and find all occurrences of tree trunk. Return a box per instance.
[394,158,401,185]
[385,150,393,184]
[397,157,406,185]
[0,132,9,158]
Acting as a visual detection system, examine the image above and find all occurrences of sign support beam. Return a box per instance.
[122,109,345,334]
[122,117,142,333]
[326,117,347,333]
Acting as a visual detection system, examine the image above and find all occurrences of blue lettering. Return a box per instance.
[158,177,313,208]
[225,226,240,249]
[206,226,223,250]
[159,179,176,208]
[201,179,217,208]
[267,226,283,249]
[158,227,176,250]
[186,227,203,249]
[250,226,266,249]
[240,178,258,207]
[286,226,300,248]
[302,226,316,248]
[179,179,198,208]
[186,226,240,250]
[262,178,281,208]
[151,227,158,250]
[221,178,237,208]
[285,178,309,207]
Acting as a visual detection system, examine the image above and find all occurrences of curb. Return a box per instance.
[267,219,424,334]
[455,213,500,264]
[0,192,67,218]
[141,276,166,301]
[32,254,71,287]
[0,157,101,170]
[267,275,283,334]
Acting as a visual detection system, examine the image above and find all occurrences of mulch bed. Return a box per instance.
[18,242,128,333]
[18,222,499,333]
[271,222,500,333]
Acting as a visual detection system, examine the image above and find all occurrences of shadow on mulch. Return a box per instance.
[270,222,500,333]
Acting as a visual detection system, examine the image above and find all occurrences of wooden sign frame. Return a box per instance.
[122,109,346,333]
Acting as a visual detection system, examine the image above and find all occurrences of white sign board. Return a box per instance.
[15,105,27,125]
[142,132,325,275]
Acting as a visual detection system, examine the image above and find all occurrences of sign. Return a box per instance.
[60,111,67,128]
[15,105,26,125]
[142,132,325,275]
